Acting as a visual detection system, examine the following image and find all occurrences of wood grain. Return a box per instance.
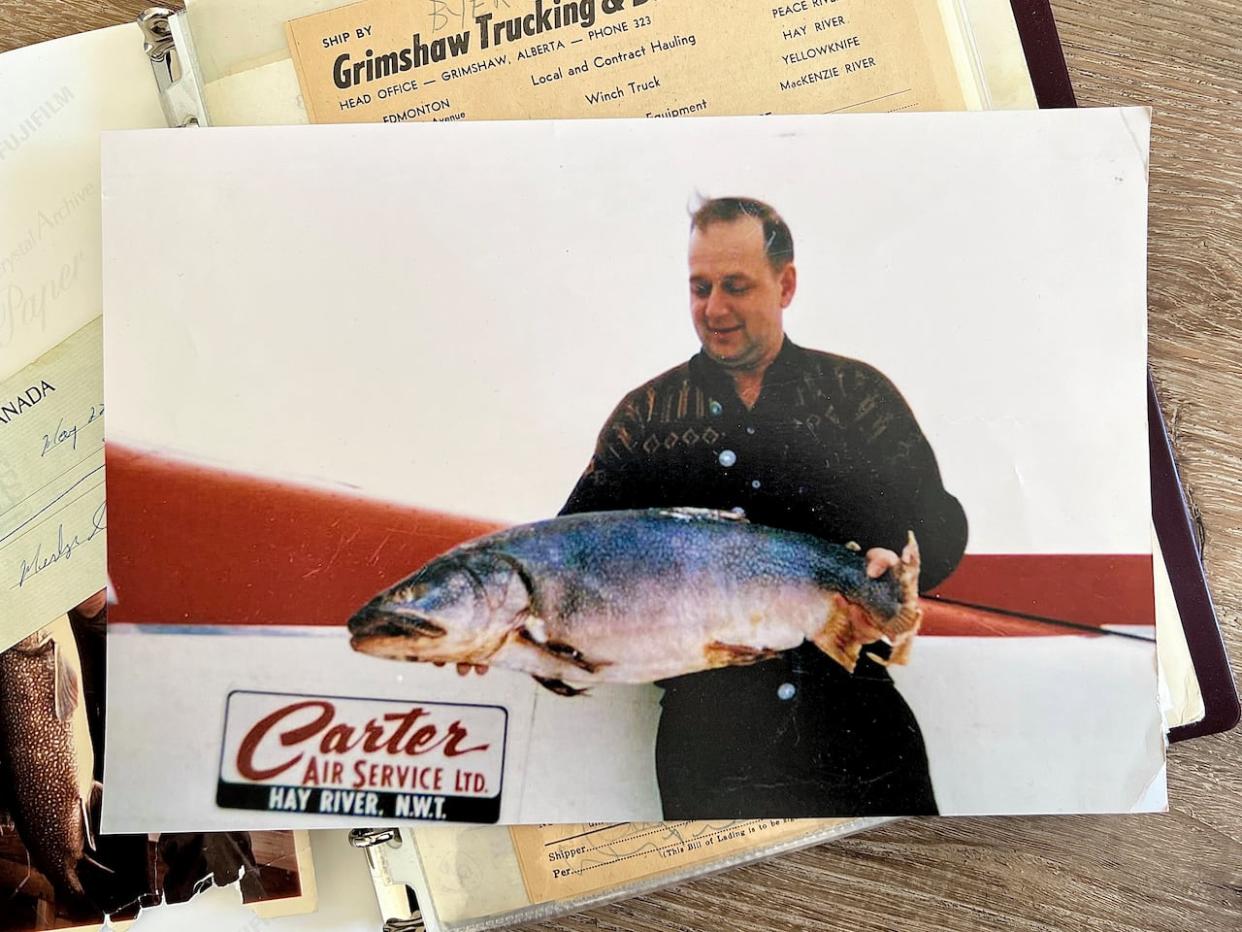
[1,1,1237,929]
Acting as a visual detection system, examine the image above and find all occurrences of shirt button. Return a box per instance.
[777,682,797,701]
[746,426,756,435]
[718,450,736,467]
[708,400,723,416]
[751,479,761,489]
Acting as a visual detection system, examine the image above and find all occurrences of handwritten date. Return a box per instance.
[41,402,103,457]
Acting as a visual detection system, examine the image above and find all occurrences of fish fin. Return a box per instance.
[656,507,749,524]
[82,781,104,852]
[81,854,115,875]
[703,641,779,668]
[79,796,96,851]
[888,532,922,638]
[545,639,608,673]
[54,640,81,721]
[887,633,915,666]
[532,676,587,697]
[811,602,864,674]
[861,640,914,667]
[520,615,549,644]
[516,625,608,674]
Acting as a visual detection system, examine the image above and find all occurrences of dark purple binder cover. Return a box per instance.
[1012,1,1238,739]
[1150,383,1241,740]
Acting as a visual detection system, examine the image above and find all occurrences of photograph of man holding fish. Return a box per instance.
[350,195,965,817]
[569,195,964,816]
[98,112,1165,831]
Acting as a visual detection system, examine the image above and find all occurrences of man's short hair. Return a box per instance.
[689,196,794,270]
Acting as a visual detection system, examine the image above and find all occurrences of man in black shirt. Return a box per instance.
[560,197,968,817]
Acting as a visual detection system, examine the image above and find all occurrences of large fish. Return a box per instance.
[0,615,97,898]
[349,508,921,694]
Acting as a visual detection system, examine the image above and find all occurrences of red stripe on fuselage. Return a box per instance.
[105,445,1153,635]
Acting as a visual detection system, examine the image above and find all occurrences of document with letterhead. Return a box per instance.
[283,0,997,123]
[177,0,1038,126]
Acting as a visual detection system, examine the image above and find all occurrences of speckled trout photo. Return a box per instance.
[99,112,1162,829]
[0,597,310,930]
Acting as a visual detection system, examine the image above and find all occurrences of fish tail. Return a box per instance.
[814,533,923,672]
[889,531,923,637]
[866,631,916,668]
[533,676,588,697]
[865,532,923,667]
[889,633,915,665]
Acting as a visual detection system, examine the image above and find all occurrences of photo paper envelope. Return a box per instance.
[98,108,1162,833]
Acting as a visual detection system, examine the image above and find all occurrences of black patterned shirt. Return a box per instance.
[561,336,967,589]
[559,336,965,815]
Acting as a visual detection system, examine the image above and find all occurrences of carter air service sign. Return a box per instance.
[217,691,508,822]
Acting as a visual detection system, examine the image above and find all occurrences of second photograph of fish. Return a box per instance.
[0,595,312,931]
[97,109,1161,832]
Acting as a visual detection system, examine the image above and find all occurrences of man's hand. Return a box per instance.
[864,548,901,579]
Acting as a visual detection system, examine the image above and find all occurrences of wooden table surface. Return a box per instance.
[3,1,1238,930]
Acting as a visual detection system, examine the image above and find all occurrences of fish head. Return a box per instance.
[348,549,530,664]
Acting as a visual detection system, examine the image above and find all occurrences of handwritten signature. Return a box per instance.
[41,402,103,457]
[15,500,106,589]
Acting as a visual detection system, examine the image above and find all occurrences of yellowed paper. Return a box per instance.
[185,0,1035,125]
[187,0,348,84]
[958,0,1037,108]
[401,818,877,923]
[285,0,971,125]
[1153,530,1205,728]
[509,819,847,902]
[0,318,105,652]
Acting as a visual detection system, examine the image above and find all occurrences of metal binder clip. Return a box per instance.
[138,7,207,127]
[351,830,425,930]
[348,827,403,848]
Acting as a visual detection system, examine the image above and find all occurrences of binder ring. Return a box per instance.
[348,827,403,849]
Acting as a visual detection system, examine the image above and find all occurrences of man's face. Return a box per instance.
[688,217,796,370]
